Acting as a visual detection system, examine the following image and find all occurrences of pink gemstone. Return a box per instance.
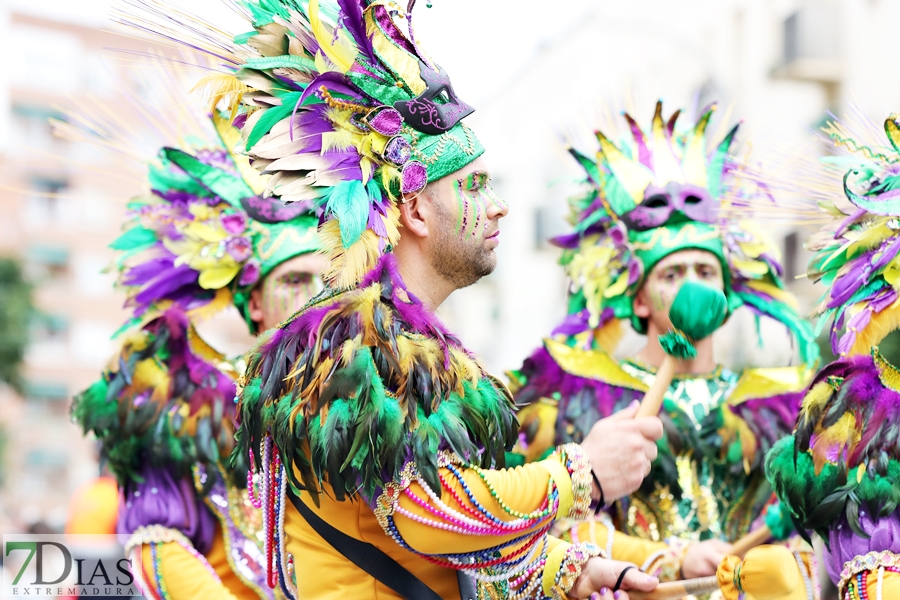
[401,161,427,195]
[367,107,403,137]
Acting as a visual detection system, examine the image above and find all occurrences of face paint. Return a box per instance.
[453,172,505,238]
[638,250,725,329]
[259,268,323,328]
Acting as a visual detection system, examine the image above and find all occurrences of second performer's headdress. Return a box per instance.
[554,101,818,364]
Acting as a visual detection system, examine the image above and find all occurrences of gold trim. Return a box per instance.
[630,222,720,251]
[544,338,648,392]
[623,357,723,381]
[873,347,900,392]
[728,366,813,406]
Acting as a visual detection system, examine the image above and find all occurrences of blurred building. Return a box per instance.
[0,4,255,533]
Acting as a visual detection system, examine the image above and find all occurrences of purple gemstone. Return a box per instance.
[383,136,412,166]
[367,107,403,137]
[238,259,261,287]
[401,161,427,195]
[226,236,253,262]
[221,212,247,235]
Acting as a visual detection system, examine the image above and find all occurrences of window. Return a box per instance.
[25,244,70,281]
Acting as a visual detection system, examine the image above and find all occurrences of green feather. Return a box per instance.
[325,180,371,248]
[245,92,302,151]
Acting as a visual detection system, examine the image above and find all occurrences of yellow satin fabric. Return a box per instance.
[717,546,798,600]
[286,455,576,599]
[139,525,259,600]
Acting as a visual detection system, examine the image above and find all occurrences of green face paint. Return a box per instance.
[453,172,506,239]
[260,268,322,328]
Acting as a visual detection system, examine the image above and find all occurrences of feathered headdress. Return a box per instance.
[112,129,320,333]
[765,113,900,587]
[114,0,485,289]
[554,101,818,365]
[803,114,900,357]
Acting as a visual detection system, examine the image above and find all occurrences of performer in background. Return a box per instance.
[508,102,821,597]
[767,111,900,599]
[71,105,323,599]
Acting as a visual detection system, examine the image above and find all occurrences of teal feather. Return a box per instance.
[109,226,156,252]
[706,123,739,200]
[325,180,371,248]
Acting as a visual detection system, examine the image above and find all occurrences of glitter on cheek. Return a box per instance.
[454,179,466,236]
[472,189,483,237]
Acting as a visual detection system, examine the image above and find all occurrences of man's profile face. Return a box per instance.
[425,157,509,289]
[632,249,725,334]
[249,253,326,332]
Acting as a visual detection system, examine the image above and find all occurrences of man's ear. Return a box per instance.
[632,288,651,319]
[248,286,265,325]
[398,188,430,239]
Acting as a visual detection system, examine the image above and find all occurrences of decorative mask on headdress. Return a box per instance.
[187,0,485,288]
[555,101,817,365]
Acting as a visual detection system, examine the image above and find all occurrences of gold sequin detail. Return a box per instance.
[873,346,900,391]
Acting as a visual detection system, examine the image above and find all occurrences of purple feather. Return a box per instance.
[134,264,199,307]
[299,72,365,107]
[337,0,376,62]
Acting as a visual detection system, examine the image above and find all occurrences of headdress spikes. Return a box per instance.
[682,105,716,188]
[623,112,653,170]
[707,123,740,200]
[594,129,653,214]
[650,101,685,185]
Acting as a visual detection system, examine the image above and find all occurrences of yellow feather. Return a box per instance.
[321,223,382,288]
[186,322,229,370]
[593,318,623,354]
[719,409,758,469]
[849,299,900,355]
[745,280,800,310]
[187,288,233,323]
[811,412,860,475]
[364,7,426,94]
[798,381,836,429]
[514,399,560,463]
[384,202,401,247]
[309,0,357,73]
[132,358,170,403]
[321,129,356,154]
[190,73,250,123]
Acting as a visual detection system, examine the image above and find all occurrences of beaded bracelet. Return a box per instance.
[550,543,604,600]
[839,551,900,599]
[558,443,594,520]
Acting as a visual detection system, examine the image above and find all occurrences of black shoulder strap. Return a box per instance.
[288,490,446,600]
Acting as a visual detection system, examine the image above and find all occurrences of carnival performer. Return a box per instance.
[86,0,677,597]
[766,111,900,599]
[508,102,821,595]
[70,104,323,599]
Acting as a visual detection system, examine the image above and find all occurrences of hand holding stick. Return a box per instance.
[627,545,799,600]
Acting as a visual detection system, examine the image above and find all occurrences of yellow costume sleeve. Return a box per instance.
[139,542,242,600]
[373,444,603,599]
[554,516,687,581]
